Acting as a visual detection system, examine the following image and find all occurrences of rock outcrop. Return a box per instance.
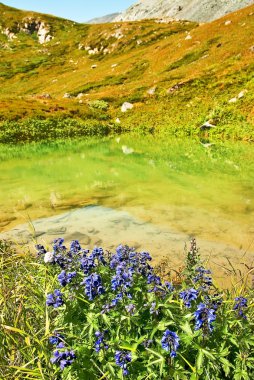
[113,0,254,23]
[1,17,53,43]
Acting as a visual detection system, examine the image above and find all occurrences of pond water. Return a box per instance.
[0,135,253,281]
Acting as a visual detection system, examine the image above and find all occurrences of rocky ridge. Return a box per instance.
[113,0,254,23]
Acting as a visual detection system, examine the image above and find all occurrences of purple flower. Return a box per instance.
[50,349,76,370]
[58,270,77,287]
[49,333,65,348]
[179,288,198,308]
[91,247,107,265]
[115,350,132,376]
[194,303,216,333]
[161,330,180,357]
[81,273,105,300]
[69,240,82,253]
[193,267,212,288]
[233,297,248,319]
[36,244,47,256]
[80,255,95,275]
[46,289,64,308]
[125,304,136,315]
[94,331,108,352]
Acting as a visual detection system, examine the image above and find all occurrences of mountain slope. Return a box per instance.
[114,0,254,22]
[87,13,120,24]
[0,2,254,140]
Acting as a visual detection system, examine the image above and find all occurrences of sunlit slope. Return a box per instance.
[0,2,254,137]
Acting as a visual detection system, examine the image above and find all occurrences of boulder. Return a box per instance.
[121,102,133,112]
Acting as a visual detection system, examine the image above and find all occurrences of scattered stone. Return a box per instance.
[52,79,58,83]
[238,90,247,99]
[66,232,91,245]
[121,102,133,112]
[185,34,192,40]
[224,20,232,26]
[115,118,121,124]
[91,64,97,69]
[147,86,157,95]
[76,93,84,99]
[3,28,17,40]
[122,145,134,155]
[249,46,254,52]
[111,63,118,68]
[200,121,216,130]
[228,97,237,103]
[88,48,99,55]
[137,39,143,45]
[63,93,72,99]
[167,82,185,93]
[79,100,83,104]
[40,93,52,99]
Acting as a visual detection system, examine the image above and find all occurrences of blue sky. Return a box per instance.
[2,1,135,22]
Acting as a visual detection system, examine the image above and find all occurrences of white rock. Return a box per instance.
[77,93,84,99]
[44,252,54,263]
[115,118,121,123]
[115,137,121,143]
[111,64,118,68]
[121,102,133,112]
[228,97,237,103]
[91,64,97,69]
[122,145,134,154]
[185,34,192,40]
[147,86,156,95]
[38,22,53,44]
[238,90,247,99]
[224,20,232,26]
[63,93,72,99]
[200,121,216,129]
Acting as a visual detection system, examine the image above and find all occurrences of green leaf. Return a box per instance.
[196,349,204,371]
[181,321,193,336]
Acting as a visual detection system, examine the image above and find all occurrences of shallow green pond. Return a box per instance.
[0,135,254,256]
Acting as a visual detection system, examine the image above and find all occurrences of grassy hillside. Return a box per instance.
[0,2,254,140]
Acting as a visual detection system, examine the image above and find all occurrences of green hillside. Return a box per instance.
[0,2,254,141]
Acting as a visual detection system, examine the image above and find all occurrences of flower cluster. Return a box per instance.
[233,297,248,319]
[179,288,198,308]
[94,331,109,352]
[50,349,76,370]
[193,266,213,289]
[39,238,250,378]
[161,330,180,357]
[46,289,64,308]
[81,273,105,300]
[58,270,77,287]
[194,303,216,333]
[49,333,65,348]
[115,350,132,376]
